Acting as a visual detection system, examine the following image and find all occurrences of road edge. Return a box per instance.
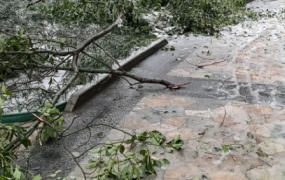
[64,38,168,112]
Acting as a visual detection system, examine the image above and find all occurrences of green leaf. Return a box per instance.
[126,138,135,144]
[48,108,59,115]
[48,78,54,85]
[6,68,12,73]
[125,152,134,158]
[105,140,112,145]
[204,74,210,78]
[5,91,12,96]
[47,173,57,178]
[162,158,170,164]
[32,175,42,180]
[140,149,147,156]
[1,85,7,94]
[172,143,183,149]
[91,158,98,162]
[13,168,21,179]
[119,145,125,154]
[222,145,230,153]
[147,157,156,175]
[55,170,61,174]
[193,176,199,180]
[18,28,24,36]
[89,148,101,153]
[43,112,50,117]
[59,39,65,50]
[173,135,180,144]
[122,165,130,175]
[85,162,98,169]
[151,138,159,146]
[153,159,162,167]
[129,165,134,179]
[134,166,141,178]
[21,137,31,148]
[166,147,173,153]
[90,172,100,178]
[44,103,53,108]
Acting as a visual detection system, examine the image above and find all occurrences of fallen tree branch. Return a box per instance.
[14,65,190,89]
[1,13,123,155]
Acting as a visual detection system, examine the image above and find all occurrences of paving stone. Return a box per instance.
[136,123,178,135]
[120,118,150,129]
[167,128,201,140]
[212,116,239,126]
[164,163,200,179]
[249,124,270,138]
[105,129,133,141]
[258,139,285,154]
[208,172,247,180]
[170,97,194,107]
[246,166,285,180]
[139,98,171,108]
[168,68,191,77]
[161,116,186,127]
[137,94,172,109]
[272,151,285,166]
[185,110,210,117]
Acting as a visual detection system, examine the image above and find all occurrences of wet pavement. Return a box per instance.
[28,0,285,179]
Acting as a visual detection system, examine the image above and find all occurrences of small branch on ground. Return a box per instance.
[219,105,227,126]
[26,0,43,8]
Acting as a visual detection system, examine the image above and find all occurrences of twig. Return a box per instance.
[32,113,45,123]
[60,134,87,180]
[61,116,80,135]
[75,127,92,149]
[82,51,112,70]
[219,105,227,126]
[94,43,124,71]
[258,158,272,167]
[76,13,123,52]
[26,0,43,8]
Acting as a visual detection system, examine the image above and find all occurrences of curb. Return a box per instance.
[64,38,168,112]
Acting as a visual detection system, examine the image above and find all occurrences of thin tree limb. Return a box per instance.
[94,43,124,71]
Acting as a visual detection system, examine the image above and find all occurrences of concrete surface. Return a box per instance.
[25,0,285,179]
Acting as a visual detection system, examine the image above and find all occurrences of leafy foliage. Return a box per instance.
[0,29,32,81]
[0,123,32,179]
[87,130,183,179]
[38,103,64,142]
[38,0,258,37]
[165,0,258,35]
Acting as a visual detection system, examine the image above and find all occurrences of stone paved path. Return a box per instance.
[65,1,285,179]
